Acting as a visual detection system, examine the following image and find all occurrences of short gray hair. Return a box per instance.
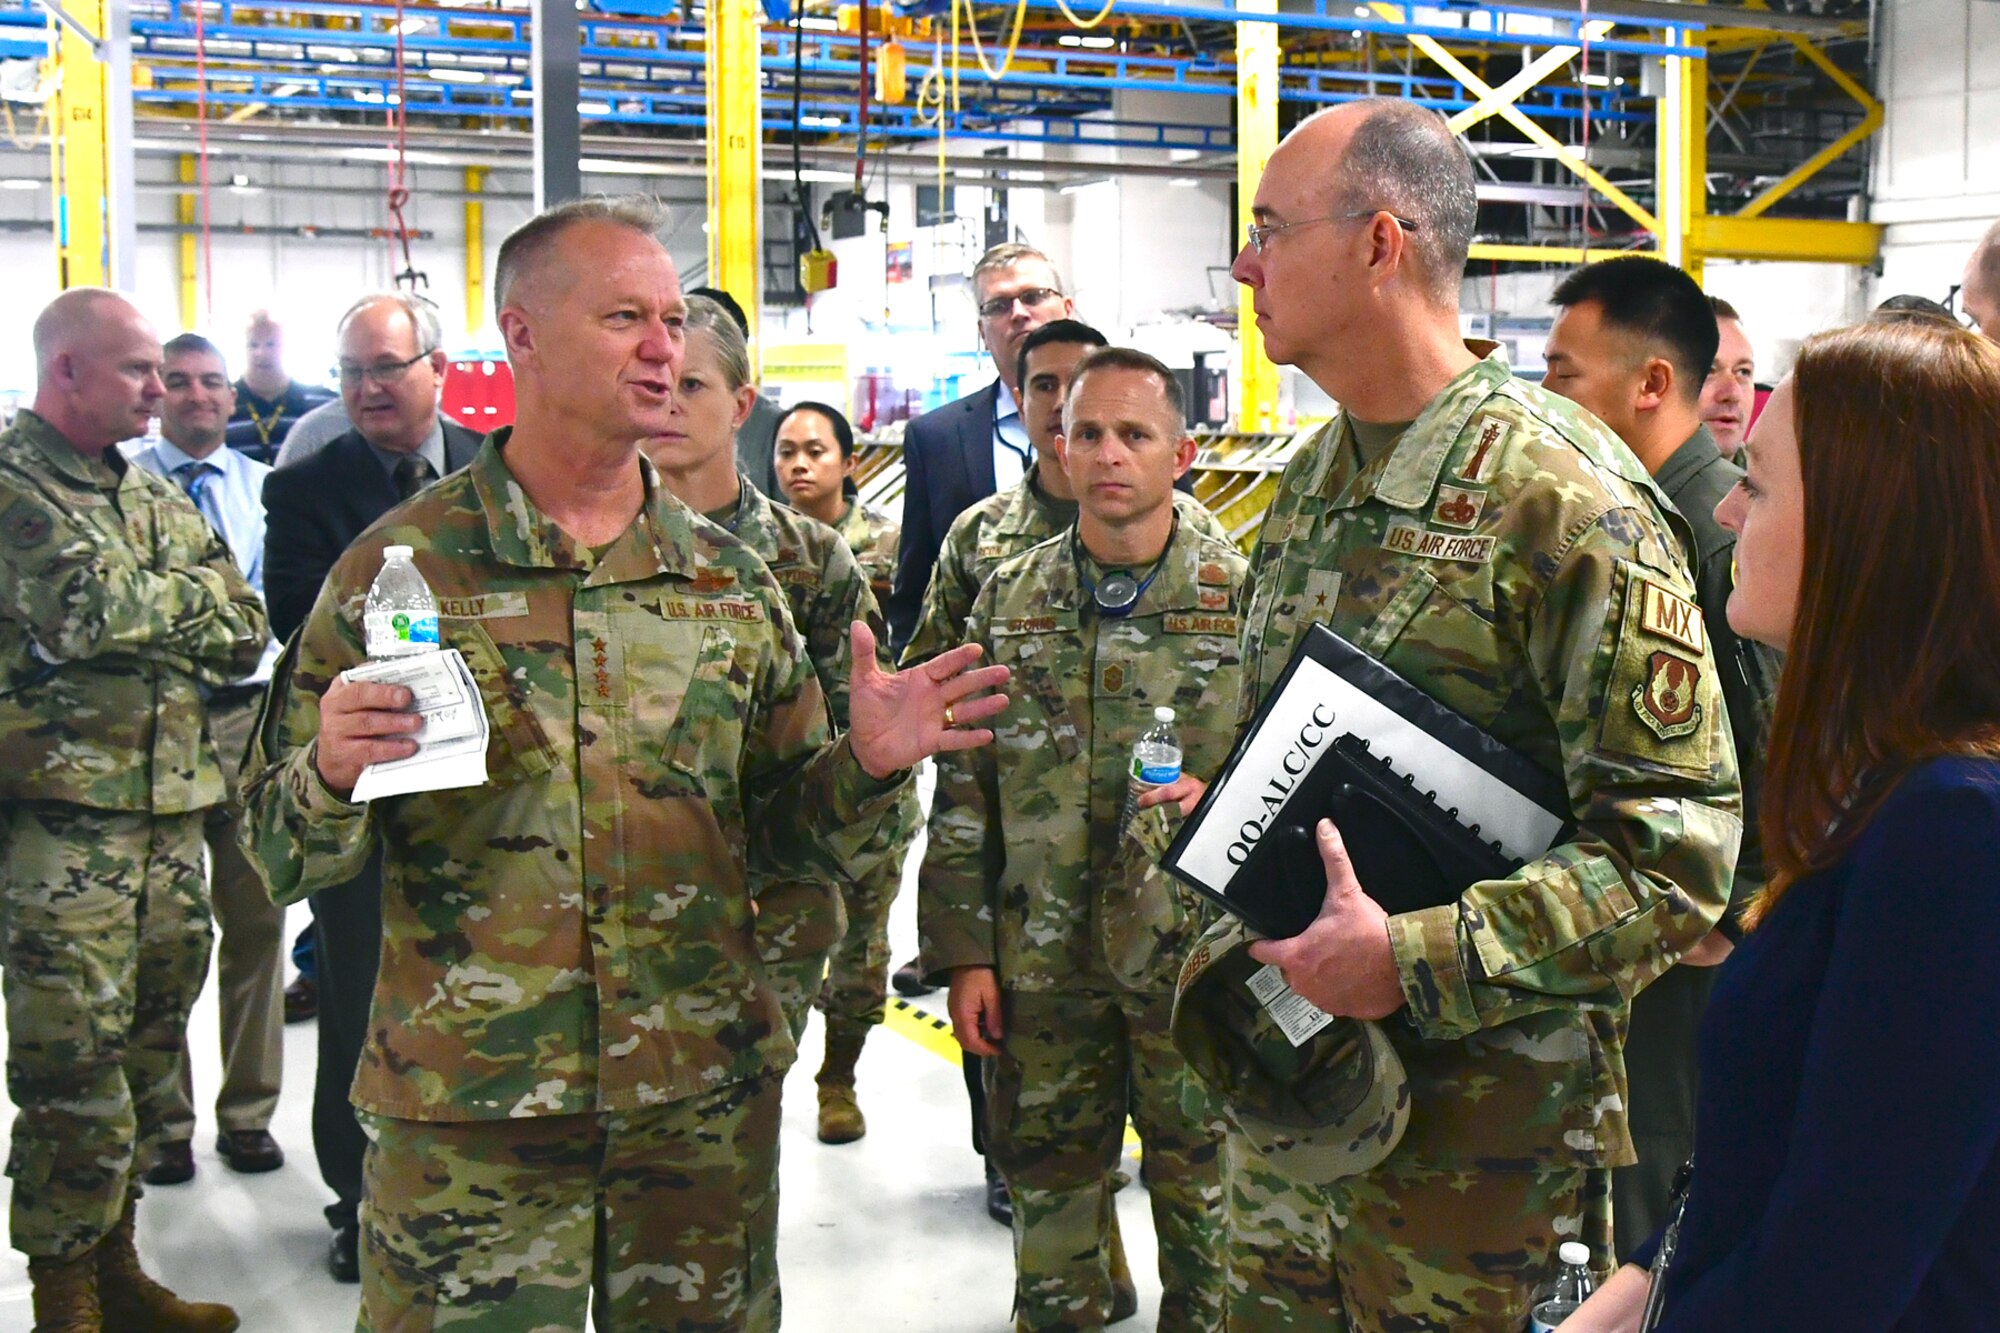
[493,195,667,316]
[971,242,1062,297]
[336,292,443,355]
[1314,99,1477,301]
[1975,219,2000,292]
[684,294,753,392]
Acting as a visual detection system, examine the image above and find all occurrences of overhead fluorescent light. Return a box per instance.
[0,178,42,191]
[394,15,426,33]
[1169,176,1200,187]
[799,114,842,128]
[1579,72,1612,87]
[579,157,663,175]
[428,67,487,83]
[798,168,852,183]
[797,16,838,29]
[1057,34,1115,47]
[578,100,612,114]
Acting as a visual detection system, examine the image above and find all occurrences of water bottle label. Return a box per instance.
[365,610,440,654]
[1137,761,1180,784]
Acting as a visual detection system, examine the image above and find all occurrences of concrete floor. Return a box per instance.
[0,805,1167,1331]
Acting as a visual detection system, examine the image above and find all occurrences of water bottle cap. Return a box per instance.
[1154,706,1175,723]
[383,545,415,561]
[1558,1241,1591,1267]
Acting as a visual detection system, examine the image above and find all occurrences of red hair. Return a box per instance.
[1751,320,2000,923]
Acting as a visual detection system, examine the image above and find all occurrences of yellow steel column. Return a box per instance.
[465,167,486,337]
[50,0,110,288]
[1235,0,1278,433]
[177,153,196,326]
[1656,23,1707,282]
[705,0,761,345]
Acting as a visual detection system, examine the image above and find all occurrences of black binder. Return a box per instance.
[1163,624,1574,940]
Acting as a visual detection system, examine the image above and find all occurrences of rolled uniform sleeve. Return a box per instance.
[1388,519,1743,1042]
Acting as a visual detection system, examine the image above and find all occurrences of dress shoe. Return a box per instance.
[890,958,937,997]
[328,1222,360,1284]
[984,1160,1013,1226]
[283,975,317,1024]
[216,1129,284,1174]
[144,1139,195,1186]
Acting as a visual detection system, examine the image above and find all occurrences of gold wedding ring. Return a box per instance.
[943,704,957,729]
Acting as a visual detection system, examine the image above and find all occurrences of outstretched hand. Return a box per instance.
[845,620,1011,779]
[1246,818,1405,1019]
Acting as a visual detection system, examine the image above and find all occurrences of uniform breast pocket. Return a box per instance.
[448,623,559,784]
[994,633,1083,767]
[1353,566,1507,731]
[658,624,750,801]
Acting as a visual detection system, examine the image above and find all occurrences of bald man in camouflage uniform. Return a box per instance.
[923,349,1243,1333]
[1178,99,1742,1330]
[241,198,1003,1329]
[2,289,263,1329]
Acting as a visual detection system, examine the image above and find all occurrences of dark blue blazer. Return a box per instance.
[1636,756,2000,1331]
[261,420,482,643]
[887,381,1003,653]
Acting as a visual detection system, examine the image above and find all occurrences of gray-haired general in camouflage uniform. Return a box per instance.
[921,349,1241,1332]
[1181,99,1743,1331]
[240,200,1002,1331]
[2,289,264,1331]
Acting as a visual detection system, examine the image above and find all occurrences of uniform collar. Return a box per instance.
[1655,423,1725,498]
[9,408,127,490]
[1372,340,1505,510]
[469,427,697,582]
[707,472,780,546]
[1046,514,1210,616]
[995,461,1079,537]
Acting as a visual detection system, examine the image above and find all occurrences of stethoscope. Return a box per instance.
[1071,514,1177,618]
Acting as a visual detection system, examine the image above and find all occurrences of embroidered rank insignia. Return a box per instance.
[1304,569,1343,618]
[1432,484,1485,531]
[1633,651,1703,741]
[1637,578,1705,655]
[1100,662,1128,695]
[1456,415,1512,483]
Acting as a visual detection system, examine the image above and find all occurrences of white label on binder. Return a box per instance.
[1175,655,1566,894]
[1245,964,1336,1047]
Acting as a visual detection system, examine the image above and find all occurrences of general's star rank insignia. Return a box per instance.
[1632,650,1703,740]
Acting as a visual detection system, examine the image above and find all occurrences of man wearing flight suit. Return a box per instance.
[1176,99,1742,1330]
[923,348,1242,1333]
[240,198,1001,1327]
[2,289,264,1329]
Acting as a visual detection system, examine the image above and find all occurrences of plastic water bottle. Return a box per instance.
[1122,706,1182,834]
[363,545,440,659]
[1529,1241,1596,1331]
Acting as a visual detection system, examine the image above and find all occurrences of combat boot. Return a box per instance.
[815,1022,869,1144]
[28,1249,101,1332]
[94,1200,240,1333]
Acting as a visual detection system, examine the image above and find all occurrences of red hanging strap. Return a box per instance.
[385,0,423,291]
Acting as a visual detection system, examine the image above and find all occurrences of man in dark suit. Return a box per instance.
[261,291,481,1282]
[886,243,1074,654]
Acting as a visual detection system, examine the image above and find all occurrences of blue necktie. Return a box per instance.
[173,460,221,532]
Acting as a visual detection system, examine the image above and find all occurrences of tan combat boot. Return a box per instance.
[94,1199,240,1333]
[28,1249,102,1333]
[815,1023,869,1144]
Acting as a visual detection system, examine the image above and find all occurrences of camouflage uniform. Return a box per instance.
[0,409,267,1259]
[240,432,913,1326]
[920,519,1249,1333]
[903,461,1230,669]
[1198,347,1743,1330]
[704,476,912,1039]
[819,494,910,1033]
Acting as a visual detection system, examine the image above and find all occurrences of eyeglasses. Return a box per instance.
[1944,284,1979,331]
[977,287,1064,320]
[1244,209,1420,255]
[337,350,432,387]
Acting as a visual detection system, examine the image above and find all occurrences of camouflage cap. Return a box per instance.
[1170,915,1410,1185]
